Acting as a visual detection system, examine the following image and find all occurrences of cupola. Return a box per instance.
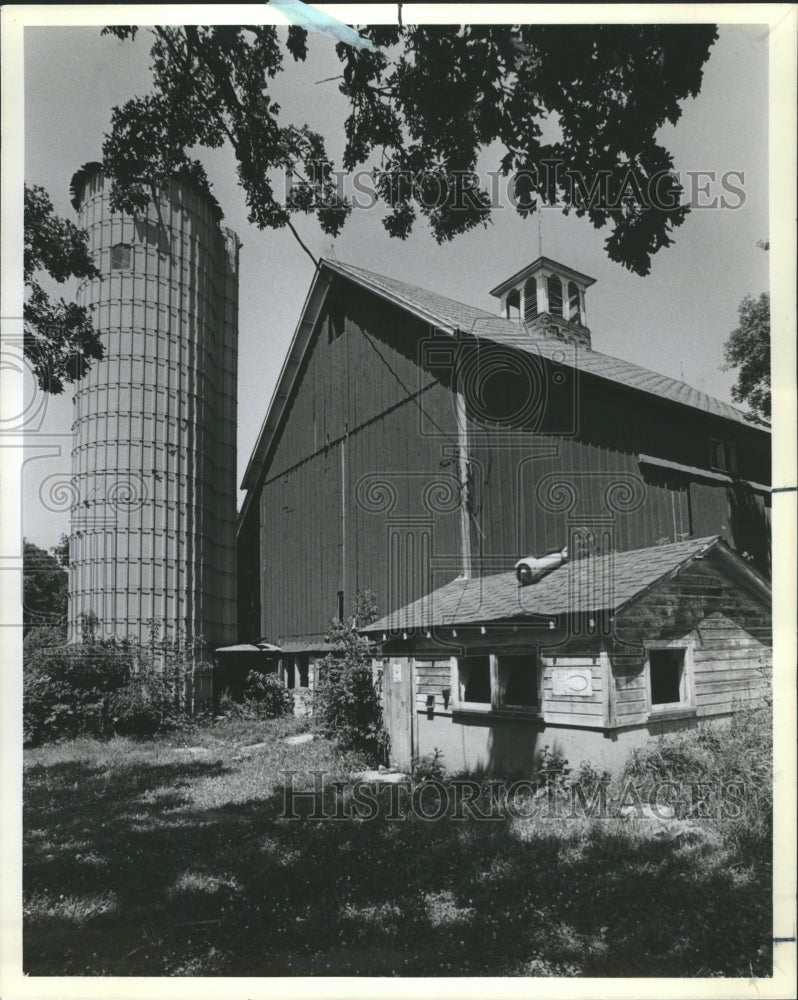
[489,256,595,350]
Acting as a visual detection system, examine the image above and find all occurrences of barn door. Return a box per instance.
[384,658,414,771]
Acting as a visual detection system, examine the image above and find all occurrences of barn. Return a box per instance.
[236,255,771,746]
[360,535,772,773]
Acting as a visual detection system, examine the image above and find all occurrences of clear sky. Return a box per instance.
[20,16,770,549]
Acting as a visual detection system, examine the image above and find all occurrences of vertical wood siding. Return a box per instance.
[247,276,770,645]
[257,281,462,643]
[466,369,770,575]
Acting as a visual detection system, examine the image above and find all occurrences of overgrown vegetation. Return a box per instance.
[313,590,389,765]
[23,618,213,746]
[23,708,772,977]
[217,671,295,721]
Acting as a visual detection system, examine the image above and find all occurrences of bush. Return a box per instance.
[623,707,772,852]
[22,625,213,745]
[23,634,135,745]
[106,675,170,735]
[242,670,294,718]
[314,658,388,762]
[313,590,389,765]
[412,748,449,784]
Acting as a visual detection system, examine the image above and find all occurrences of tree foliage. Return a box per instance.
[24,185,104,393]
[724,292,770,422]
[22,538,69,636]
[102,23,717,275]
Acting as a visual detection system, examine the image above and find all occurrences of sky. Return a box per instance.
[17,14,771,549]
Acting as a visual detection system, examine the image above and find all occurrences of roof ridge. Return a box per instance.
[323,258,763,430]
[324,258,501,321]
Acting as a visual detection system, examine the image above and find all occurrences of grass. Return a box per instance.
[23,710,772,977]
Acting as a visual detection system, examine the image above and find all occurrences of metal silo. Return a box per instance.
[68,163,239,649]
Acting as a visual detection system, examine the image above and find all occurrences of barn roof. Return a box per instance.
[361,536,770,634]
[240,258,766,497]
[326,260,761,429]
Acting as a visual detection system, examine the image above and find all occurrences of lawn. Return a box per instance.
[23,711,772,977]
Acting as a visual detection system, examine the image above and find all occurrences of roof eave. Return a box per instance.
[240,263,331,492]
[323,259,460,335]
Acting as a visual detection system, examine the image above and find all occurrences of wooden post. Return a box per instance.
[455,391,472,579]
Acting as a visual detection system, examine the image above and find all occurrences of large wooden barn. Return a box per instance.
[236,255,771,764]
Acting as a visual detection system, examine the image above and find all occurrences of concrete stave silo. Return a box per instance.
[69,164,238,649]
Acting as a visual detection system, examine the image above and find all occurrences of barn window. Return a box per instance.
[547,275,564,317]
[111,243,131,270]
[568,281,581,322]
[647,647,691,710]
[524,276,538,322]
[336,590,345,622]
[709,439,737,474]
[506,288,521,320]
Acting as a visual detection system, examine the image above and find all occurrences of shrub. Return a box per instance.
[314,657,388,762]
[412,748,449,784]
[106,675,170,735]
[23,634,135,745]
[242,670,294,718]
[313,590,389,765]
[622,707,772,854]
[534,744,571,791]
[22,624,213,744]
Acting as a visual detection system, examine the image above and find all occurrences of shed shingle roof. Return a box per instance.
[363,536,723,634]
[326,260,762,430]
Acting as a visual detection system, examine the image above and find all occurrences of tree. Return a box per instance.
[24,185,104,393]
[52,532,71,568]
[22,539,69,636]
[724,292,770,423]
[101,23,717,275]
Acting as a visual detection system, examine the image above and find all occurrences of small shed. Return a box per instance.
[276,641,339,716]
[213,639,282,704]
[361,536,771,774]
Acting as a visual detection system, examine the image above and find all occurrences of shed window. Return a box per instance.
[458,656,491,705]
[297,654,309,688]
[455,652,541,713]
[111,243,131,270]
[547,275,564,317]
[648,648,689,708]
[498,654,539,708]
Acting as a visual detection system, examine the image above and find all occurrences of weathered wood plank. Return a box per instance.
[544,712,605,728]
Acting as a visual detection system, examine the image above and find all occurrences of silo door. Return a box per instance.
[384,658,414,771]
